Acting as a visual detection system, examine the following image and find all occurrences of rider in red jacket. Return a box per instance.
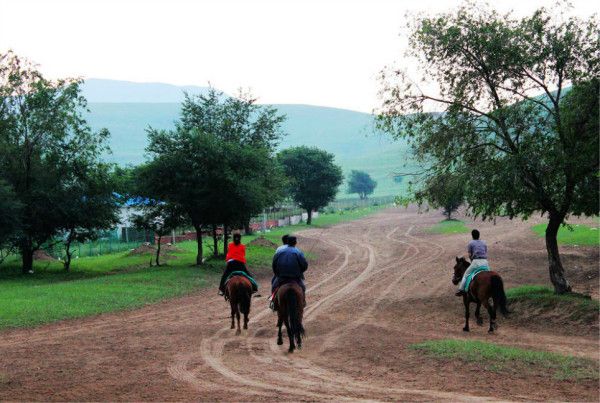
[218,233,257,295]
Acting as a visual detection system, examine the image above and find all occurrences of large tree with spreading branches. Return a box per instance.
[377,2,599,293]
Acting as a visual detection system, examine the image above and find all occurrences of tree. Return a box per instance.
[144,89,286,265]
[279,146,344,224]
[414,173,465,220]
[144,127,285,265]
[348,170,377,199]
[377,3,599,293]
[0,180,21,264]
[58,163,119,271]
[0,51,111,273]
[132,202,186,266]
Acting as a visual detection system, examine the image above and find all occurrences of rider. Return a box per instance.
[456,229,489,296]
[218,233,257,296]
[271,235,308,303]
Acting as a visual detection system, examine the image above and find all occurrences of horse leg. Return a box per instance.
[484,300,497,333]
[463,296,470,332]
[243,297,249,330]
[230,302,236,330]
[235,304,241,335]
[277,318,283,345]
[475,302,483,326]
[285,318,295,353]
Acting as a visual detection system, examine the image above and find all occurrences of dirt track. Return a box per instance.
[0,208,598,401]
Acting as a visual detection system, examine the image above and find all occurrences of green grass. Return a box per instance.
[427,219,470,234]
[0,206,388,330]
[506,285,599,323]
[531,223,600,246]
[410,339,598,380]
[311,205,388,227]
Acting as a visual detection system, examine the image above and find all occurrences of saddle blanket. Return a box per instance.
[225,271,259,290]
[465,266,490,290]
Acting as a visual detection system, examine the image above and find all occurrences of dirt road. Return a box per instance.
[0,208,598,401]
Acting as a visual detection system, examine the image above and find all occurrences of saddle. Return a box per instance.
[465,266,490,291]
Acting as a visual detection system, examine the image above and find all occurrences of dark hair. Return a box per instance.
[287,236,297,246]
[233,233,242,245]
[471,229,480,240]
[282,234,289,245]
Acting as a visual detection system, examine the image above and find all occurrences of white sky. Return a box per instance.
[0,0,596,112]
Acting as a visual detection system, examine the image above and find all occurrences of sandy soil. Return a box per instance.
[0,207,598,401]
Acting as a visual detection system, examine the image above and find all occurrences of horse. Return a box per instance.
[225,275,252,335]
[275,282,305,353]
[452,257,510,333]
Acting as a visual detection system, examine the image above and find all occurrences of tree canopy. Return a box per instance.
[414,172,465,220]
[0,51,115,273]
[347,170,377,199]
[278,146,344,224]
[377,3,599,293]
[143,88,286,264]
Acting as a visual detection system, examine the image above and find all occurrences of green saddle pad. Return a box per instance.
[465,266,490,290]
[225,271,259,290]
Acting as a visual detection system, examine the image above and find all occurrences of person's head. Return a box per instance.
[233,233,242,245]
[471,229,480,240]
[281,234,289,245]
[287,236,297,247]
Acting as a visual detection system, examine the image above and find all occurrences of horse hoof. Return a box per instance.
[463,327,470,332]
[488,329,494,333]
[288,348,294,353]
[236,329,241,335]
[277,339,283,345]
[477,319,483,326]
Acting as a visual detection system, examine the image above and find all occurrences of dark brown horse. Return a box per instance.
[225,276,252,335]
[452,257,510,333]
[275,282,305,353]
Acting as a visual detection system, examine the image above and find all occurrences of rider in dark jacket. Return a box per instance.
[271,236,307,294]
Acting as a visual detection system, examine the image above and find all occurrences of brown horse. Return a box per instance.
[225,275,252,335]
[275,282,305,353]
[452,257,510,333]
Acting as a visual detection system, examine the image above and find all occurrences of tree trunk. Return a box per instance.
[21,244,34,274]
[244,219,252,235]
[306,209,313,225]
[545,213,572,294]
[193,223,203,266]
[212,224,219,257]
[155,235,162,266]
[223,224,229,256]
[64,241,72,271]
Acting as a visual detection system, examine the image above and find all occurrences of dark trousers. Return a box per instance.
[219,260,256,292]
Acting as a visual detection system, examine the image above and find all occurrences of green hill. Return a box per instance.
[84,80,415,197]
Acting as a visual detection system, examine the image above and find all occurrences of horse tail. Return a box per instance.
[286,288,304,344]
[491,275,510,316]
[236,280,251,315]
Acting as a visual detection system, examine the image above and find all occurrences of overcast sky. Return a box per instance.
[0,0,596,112]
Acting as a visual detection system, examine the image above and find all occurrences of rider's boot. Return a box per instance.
[455,290,466,297]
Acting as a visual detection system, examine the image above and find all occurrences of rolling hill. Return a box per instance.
[84,79,415,197]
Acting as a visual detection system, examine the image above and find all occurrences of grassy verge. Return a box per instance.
[506,285,599,324]
[0,205,389,330]
[531,223,600,246]
[410,339,598,380]
[427,219,470,234]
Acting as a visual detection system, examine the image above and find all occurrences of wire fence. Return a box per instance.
[36,195,397,260]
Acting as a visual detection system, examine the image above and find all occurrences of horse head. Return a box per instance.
[452,256,470,285]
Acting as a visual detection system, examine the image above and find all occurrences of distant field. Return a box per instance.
[427,219,470,234]
[531,223,600,246]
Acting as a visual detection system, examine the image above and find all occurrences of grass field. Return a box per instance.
[531,223,600,246]
[427,219,470,234]
[0,206,389,330]
[410,339,598,380]
[506,285,599,323]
